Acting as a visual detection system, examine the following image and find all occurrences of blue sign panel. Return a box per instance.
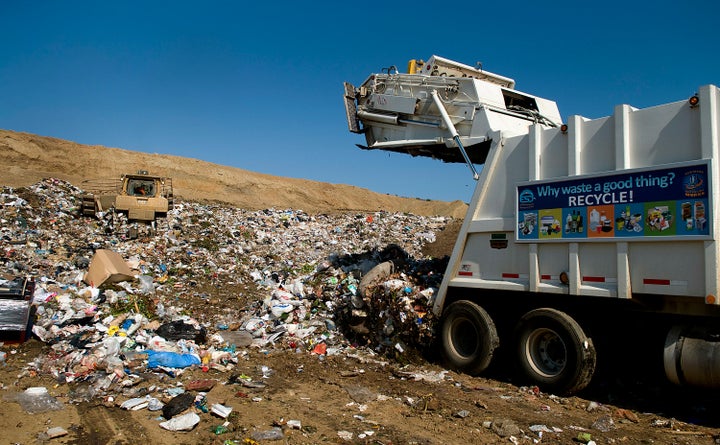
[517,162,710,241]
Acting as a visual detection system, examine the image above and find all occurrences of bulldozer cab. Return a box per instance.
[115,173,173,221]
[125,177,158,197]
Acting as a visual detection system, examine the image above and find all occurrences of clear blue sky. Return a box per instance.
[2,2,718,203]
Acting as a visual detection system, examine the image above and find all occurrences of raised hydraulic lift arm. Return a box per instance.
[430,90,479,180]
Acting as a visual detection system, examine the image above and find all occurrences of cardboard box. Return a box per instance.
[83,250,135,287]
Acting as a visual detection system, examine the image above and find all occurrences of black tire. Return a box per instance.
[440,300,499,375]
[515,308,596,395]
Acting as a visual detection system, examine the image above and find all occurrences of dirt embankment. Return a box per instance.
[0,129,468,217]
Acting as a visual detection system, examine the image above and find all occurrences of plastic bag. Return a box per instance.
[4,387,64,413]
[146,350,200,369]
[137,275,155,294]
[159,412,200,431]
[156,320,206,343]
[162,392,195,419]
[251,427,284,441]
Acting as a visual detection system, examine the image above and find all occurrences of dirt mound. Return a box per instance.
[0,129,468,217]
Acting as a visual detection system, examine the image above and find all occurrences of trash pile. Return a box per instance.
[1,179,452,405]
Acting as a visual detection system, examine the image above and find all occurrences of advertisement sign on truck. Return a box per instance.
[517,161,710,241]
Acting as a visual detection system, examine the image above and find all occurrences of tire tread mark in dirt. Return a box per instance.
[69,404,146,445]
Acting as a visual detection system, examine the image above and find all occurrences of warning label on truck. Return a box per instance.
[516,162,710,241]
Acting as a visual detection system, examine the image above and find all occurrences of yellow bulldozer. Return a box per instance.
[80,171,174,223]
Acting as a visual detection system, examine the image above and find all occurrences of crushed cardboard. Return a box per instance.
[83,249,135,287]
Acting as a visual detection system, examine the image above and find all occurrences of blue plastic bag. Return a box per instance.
[145,350,201,368]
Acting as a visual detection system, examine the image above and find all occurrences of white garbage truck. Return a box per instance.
[344,56,720,394]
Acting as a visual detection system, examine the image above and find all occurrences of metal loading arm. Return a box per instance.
[430,90,479,180]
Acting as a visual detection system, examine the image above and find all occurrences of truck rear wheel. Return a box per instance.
[440,300,499,375]
[515,308,595,394]
[664,325,720,388]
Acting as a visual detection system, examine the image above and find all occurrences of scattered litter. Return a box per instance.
[156,320,206,343]
[4,387,64,414]
[210,403,232,418]
[393,369,448,383]
[159,412,200,431]
[45,426,68,439]
[120,396,150,410]
[211,422,230,435]
[529,424,553,433]
[251,427,284,441]
[591,414,616,432]
[615,407,640,423]
[162,392,195,419]
[453,409,470,418]
[146,350,201,368]
[185,379,217,392]
[491,419,521,438]
[0,179,458,438]
[4,180,449,383]
[337,430,354,441]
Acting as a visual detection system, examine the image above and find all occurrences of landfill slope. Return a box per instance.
[0,129,468,217]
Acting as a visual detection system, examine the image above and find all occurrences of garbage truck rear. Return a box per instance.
[344,56,720,394]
